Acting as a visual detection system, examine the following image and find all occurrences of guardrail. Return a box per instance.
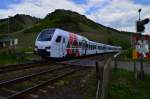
[114,52,121,69]
[95,58,112,99]
[95,52,121,99]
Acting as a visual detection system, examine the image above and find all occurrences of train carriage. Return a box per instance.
[34,28,121,58]
[35,28,89,58]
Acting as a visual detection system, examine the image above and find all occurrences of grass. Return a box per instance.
[13,81,34,91]
[107,69,150,99]
[83,70,97,99]
[54,80,68,87]
[0,47,37,65]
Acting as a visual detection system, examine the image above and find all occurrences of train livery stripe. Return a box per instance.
[67,33,80,56]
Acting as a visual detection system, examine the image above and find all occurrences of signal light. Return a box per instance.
[136,18,149,32]
[141,18,150,24]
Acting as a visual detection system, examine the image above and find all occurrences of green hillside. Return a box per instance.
[23,9,131,47]
[0,9,132,49]
[0,14,39,34]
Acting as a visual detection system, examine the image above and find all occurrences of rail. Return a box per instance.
[0,60,53,74]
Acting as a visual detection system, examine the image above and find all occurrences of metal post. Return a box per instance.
[96,61,100,80]
[139,53,144,80]
[95,61,100,99]
[133,60,138,79]
[137,9,144,80]
[139,34,144,80]
[138,9,141,21]
[114,52,120,70]
[8,16,9,34]
[114,58,117,69]
[95,61,104,99]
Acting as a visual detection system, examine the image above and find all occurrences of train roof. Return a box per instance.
[55,28,89,41]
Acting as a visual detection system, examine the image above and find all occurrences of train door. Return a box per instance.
[82,40,87,56]
[62,37,66,57]
[55,35,62,57]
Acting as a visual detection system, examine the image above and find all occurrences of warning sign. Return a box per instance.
[132,34,150,59]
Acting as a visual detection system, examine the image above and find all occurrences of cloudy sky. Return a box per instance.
[0,0,150,34]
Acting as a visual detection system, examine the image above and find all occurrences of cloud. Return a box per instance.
[0,0,150,34]
[87,0,150,34]
[0,0,85,19]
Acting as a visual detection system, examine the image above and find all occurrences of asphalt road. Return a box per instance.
[118,61,150,74]
[62,57,150,75]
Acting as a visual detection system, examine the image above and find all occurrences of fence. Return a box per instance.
[95,58,113,99]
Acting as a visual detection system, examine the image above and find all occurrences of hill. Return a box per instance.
[23,9,131,48]
[0,9,132,48]
[0,14,39,34]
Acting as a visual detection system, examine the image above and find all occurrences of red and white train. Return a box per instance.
[34,28,121,58]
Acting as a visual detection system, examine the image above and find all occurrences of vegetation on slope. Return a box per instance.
[0,14,39,34]
[0,9,131,49]
[23,9,131,47]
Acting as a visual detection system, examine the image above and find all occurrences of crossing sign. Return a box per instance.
[136,39,149,57]
[132,34,150,59]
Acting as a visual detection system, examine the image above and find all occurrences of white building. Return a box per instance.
[0,35,18,48]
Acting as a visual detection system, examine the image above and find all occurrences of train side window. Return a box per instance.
[67,42,70,48]
[63,38,65,43]
[86,44,88,48]
[79,42,81,47]
[56,36,62,43]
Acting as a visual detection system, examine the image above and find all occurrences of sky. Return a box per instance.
[0,0,150,34]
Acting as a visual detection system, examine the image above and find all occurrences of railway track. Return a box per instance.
[0,60,53,74]
[0,54,114,99]
[0,64,80,99]
[0,53,114,74]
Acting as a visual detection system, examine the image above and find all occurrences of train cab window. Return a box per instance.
[37,29,55,41]
[56,36,62,43]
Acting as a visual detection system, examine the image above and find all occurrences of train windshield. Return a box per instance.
[37,29,55,41]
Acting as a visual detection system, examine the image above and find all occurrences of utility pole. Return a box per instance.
[8,16,9,34]
[8,16,11,34]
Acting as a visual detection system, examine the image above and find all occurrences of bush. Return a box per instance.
[108,37,131,49]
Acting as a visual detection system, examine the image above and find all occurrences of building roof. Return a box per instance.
[0,35,16,42]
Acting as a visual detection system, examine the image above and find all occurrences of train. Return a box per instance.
[34,28,122,59]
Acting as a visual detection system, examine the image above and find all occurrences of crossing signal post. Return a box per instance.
[135,9,150,80]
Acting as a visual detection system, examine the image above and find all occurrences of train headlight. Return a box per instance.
[45,46,51,51]
[34,46,38,51]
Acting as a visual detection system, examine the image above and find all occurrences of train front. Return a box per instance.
[34,29,55,57]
